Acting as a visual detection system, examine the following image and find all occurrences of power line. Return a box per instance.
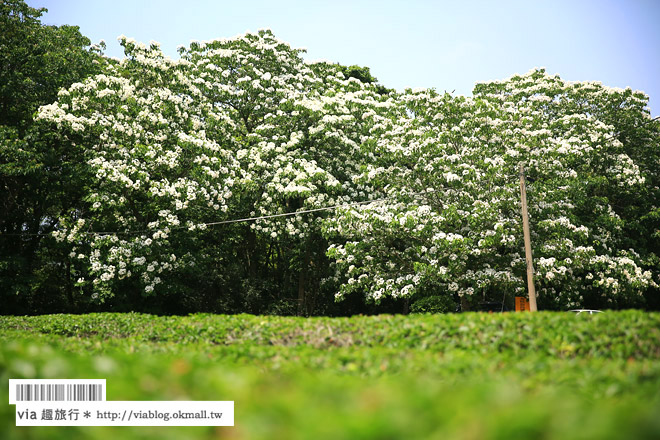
[0,190,435,238]
[90,192,423,237]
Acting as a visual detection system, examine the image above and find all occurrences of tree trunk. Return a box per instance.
[297,248,311,316]
[66,256,74,310]
[460,296,471,312]
[245,228,257,279]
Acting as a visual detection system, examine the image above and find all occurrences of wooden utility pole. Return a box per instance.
[519,164,538,311]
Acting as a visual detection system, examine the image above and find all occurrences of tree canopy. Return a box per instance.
[325,70,659,311]
[2,11,659,314]
[0,0,107,313]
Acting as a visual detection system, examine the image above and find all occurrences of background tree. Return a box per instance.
[33,31,394,315]
[0,0,107,313]
[324,69,659,311]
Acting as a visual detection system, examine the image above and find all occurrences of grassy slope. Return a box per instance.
[2,311,660,439]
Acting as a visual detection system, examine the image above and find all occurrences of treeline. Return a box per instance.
[1,0,659,315]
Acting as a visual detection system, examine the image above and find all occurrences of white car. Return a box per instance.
[569,309,603,315]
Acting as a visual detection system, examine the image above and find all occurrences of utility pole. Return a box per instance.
[519,164,538,311]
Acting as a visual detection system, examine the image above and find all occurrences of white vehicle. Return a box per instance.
[569,309,603,315]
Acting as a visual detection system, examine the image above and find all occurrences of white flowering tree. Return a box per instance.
[27,24,659,313]
[36,36,245,303]
[174,31,397,313]
[324,69,659,310]
[37,30,395,312]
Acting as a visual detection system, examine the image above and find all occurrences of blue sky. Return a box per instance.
[30,0,660,116]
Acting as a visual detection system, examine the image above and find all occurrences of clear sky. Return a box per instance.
[29,0,660,116]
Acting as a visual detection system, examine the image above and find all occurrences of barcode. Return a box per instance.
[15,384,103,401]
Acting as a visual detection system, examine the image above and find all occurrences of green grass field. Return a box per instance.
[2,311,660,439]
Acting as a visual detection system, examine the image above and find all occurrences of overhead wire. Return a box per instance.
[0,189,437,238]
